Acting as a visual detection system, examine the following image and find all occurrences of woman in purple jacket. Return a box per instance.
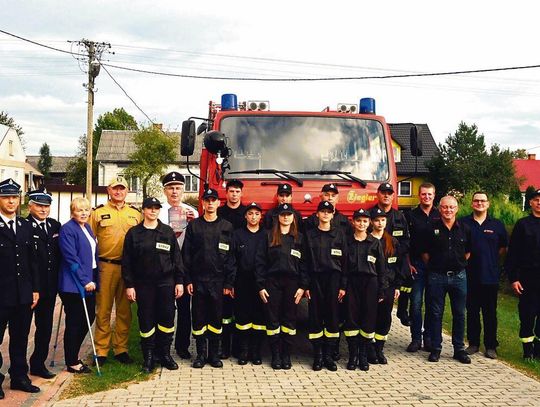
[58,197,99,374]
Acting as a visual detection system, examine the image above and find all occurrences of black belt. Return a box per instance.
[99,257,122,265]
[433,270,464,277]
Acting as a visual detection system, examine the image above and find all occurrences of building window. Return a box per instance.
[183,174,198,193]
[398,180,412,196]
[9,140,14,156]
[129,176,139,192]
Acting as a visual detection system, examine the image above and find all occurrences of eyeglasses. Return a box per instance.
[472,199,488,203]
[440,205,457,211]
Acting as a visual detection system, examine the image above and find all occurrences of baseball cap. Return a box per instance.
[142,197,162,209]
[202,188,219,200]
[377,182,394,193]
[277,183,292,195]
[317,201,334,212]
[244,201,262,214]
[352,208,371,219]
[321,183,339,194]
[276,203,294,215]
[108,176,128,188]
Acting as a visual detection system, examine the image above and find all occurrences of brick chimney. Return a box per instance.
[528,153,536,160]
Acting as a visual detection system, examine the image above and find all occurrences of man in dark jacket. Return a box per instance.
[505,188,540,360]
[26,188,61,379]
[184,188,236,368]
[0,178,40,398]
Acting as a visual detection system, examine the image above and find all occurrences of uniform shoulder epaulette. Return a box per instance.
[129,204,141,212]
[94,204,105,210]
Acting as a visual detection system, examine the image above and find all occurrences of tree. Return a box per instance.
[65,108,137,186]
[426,122,519,197]
[0,110,25,149]
[123,125,178,199]
[37,143,53,180]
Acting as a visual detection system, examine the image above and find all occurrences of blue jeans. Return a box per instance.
[428,270,467,352]
[409,260,431,342]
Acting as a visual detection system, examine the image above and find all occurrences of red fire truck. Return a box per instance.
[181,94,422,217]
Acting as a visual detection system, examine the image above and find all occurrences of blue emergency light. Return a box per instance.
[360,98,376,114]
[221,94,238,111]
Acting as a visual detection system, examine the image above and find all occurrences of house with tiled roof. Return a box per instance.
[513,153,540,208]
[388,123,439,209]
[95,127,203,203]
[26,155,75,185]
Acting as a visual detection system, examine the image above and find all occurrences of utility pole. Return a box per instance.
[74,39,110,200]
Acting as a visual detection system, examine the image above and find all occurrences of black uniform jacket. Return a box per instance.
[255,231,309,291]
[232,227,266,279]
[27,216,61,298]
[406,205,440,262]
[378,234,405,290]
[122,220,184,288]
[346,234,388,297]
[0,216,39,306]
[303,210,353,238]
[305,226,348,290]
[182,216,236,288]
[505,214,540,286]
[218,204,247,230]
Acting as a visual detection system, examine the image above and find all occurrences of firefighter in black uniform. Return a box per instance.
[263,184,302,230]
[303,183,353,361]
[122,197,184,373]
[184,188,236,369]
[231,202,267,365]
[343,208,387,371]
[505,188,540,360]
[26,188,61,379]
[256,203,308,370]
[217,179,246,359]
[305,201,347,371]
[371,182,411,326]
[0,178,40,398]
[369,207,404,365]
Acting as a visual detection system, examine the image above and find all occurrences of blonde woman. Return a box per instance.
[58,197,99,373]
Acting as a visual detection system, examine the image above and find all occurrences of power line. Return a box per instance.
[3,28,540,82]
[99,62,156,125]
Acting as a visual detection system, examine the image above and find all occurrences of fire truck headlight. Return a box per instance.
[304,193,312,203]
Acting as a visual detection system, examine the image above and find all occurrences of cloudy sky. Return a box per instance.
[2,0,540,156]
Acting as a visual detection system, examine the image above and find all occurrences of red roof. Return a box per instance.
[514,159,540,191]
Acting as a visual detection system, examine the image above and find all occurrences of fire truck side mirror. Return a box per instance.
[181,120,196,156]
[410,125,423,157]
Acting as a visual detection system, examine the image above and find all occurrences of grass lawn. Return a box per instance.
[442,290,540,380]
[60,303,151,399]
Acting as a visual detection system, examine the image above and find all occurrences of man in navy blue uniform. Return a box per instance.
[505,188,540,360]
[26,188,61,378]
[460,192,507,359]
[0,179,40,398]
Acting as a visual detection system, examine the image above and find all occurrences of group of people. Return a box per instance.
[1,171,539,399]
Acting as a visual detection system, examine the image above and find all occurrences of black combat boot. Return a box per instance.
[141,349,155,373]
[208,339,223,368]
[281,341,292,370]
[250,332,263,365]
[375,340,388,364]
[346,340,358,370]
[237,332,249,366]
[219,326,231,359]
[192,338,207,368]
[323,342,337,371]
[523,342,534,360]
[358,339,369,371]
[312,341,323,371]
[533,339,540,360]
[366,340,378,364]
[270,340,282,370]
[160,346,179,370]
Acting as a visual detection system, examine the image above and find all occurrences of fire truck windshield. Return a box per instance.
[219,115,389,181]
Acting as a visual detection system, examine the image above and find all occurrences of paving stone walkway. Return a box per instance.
[43,307,540,407]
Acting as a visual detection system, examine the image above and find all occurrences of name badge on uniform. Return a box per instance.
[33,235,40,239]
[388,256,397,264]
[52,233,59,238]
[367,255,377,263]
[291,249,301,259]
[484,229,494,234]
[218,242,230,251]
[101,214,111,220]
[331,248,342,256]
[392,230,404,237]
[156,242,171,251]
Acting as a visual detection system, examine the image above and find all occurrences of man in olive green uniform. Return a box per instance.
[90,176,142,365]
